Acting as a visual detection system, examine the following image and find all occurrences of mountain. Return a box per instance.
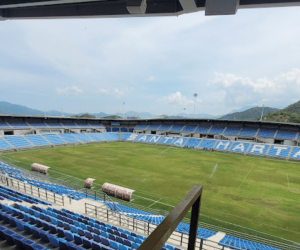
[176,113,216,119]
[227,105,255,114]
[0,101,45,116]
[220,107,279,121]
[264,100,300,123]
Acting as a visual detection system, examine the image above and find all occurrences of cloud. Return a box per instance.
[114,88,124,98]
[160,91,202,106]
[147,76,155,81]
[98,88,110,95]
[56,86,83,96]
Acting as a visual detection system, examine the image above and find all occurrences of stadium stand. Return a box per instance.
[121,133,138,141]
[24,135,50,146]
[62,122,78,128]
[100,133,119,141]
[172,137,188,147]
[147,124,161,130]
[198,139,216,149]
[76,122,91,128]
[87,133,104,141]
[46,122,64,128]
[289,147,300,160]
[224,127,241,136]
[213,140,232,151]
[59,134,80,143]
[0,138,13,150]
[147,135,162,144]
[3,136,33,149]
[258,128,277,138]
[128,128,134,133]
[89,123,105,128]
[135,134,151,142]
[268,145,291,158]
[160,136,175,145]
[194,125,211,134]
[106,127,112,132]
[73,133,92,142]
[239,127,258,137]
[135,124,149,130]
[182,125,197,133]
[28,122,49,128]
[276,130,298,139]
[230,142,251,154]
[248,143,270,156]
[208,125,226,134]
[0,121,11,129]
[42,134,65,145]
[184,138,202,147]
[112,127,120,132]
[120,128,128,132]
[170,124,185,132]
[8,122,30,129]
[158,124,172,131]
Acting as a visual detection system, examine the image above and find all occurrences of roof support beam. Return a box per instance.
[178,0,197,12]
[205,0,239,15]
[126,0,147,14]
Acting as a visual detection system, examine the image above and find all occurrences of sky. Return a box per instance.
[0,6,300,116]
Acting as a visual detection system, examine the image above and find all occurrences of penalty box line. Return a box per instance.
[238,164,254,190]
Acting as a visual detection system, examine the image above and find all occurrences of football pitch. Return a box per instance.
[1,142,300,243]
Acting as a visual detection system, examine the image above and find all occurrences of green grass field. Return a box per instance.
[1,142,300,243]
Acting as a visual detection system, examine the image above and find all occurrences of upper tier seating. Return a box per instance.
[8,122,30,129]
[267,145,291,158]
[112,128,120,132]
[258,128,276,138]
[101,133,119,141]
[199,139,216,149]
[276,130,297,139]
[86,133,104,141]
[135,124,149,130]
[208,125,226,134]
[74,133,92,142]
[25,135,50,146]
[121,133,134,140]
[0,138,13,150]
[195,125,211,134]
[106,127,112,132]
[248,143,270,156]
[0,121,11,129]
[224,127,241,135]
[182,125,197,133]
[3,136,32,148]
[239,127,258,137]
[147,124,161,130]
[230,142,251,153]
[172,137,188,146]
[213,140,232,151]
[42,134,65,145]
[76,122,91,128]
[46,122,63,128]
[120,128,128,132]
[160,136,175,144]
[62,123,78,128]
[28,122,49,128]
[170,124,185,132]
[59,134,80,143]
[185,138,202,147]
[128,128,134,133]
[158,124,172,131]
[89,123,105,128]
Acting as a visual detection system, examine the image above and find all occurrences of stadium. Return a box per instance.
[0,115,299,250]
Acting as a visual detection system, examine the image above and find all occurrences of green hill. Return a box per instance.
[220,107,279,120]
[264,100,300,123]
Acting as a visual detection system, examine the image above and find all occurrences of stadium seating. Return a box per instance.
[289,147,300,160]
[89,123,105,128]
[0,138,13,150]
[112,127,120,132]
[62,122,78,128]
[74,133,92,142]
[276,130,297,139]
[198,139,216,149]
[184,138,202,147]
[42,134,65,145]
[182,125,197,133]
[147,124,161,130]
[128,128,134,133]
[120,128,128,132]
[267,145,291,158]
[86,133,104,141]
[135,135,151,142]
[170,124,185,132]
[159,136,175,145]
[76,122,91,128]
[147,135,162,144]
[224,127,241,136]
[230,142,251,154]
[213,140,232,151]
[195,125,211,134]
[100,133,119,141]
[25,135,50,146]
[106,127,112,132]
[258,128,276,138]
[46,122,64,128]
[248,143,270,156]
[239,127,258,137]
[59,134,80,143]
[208,125,226,134]
[158,124,172,131]
[0,121,11,129]
[3,136,33,148]
[122,133,139,141]
[28,122,49,128]
[172,137,188,147]
[8,122,30,129]
[135,124,149,130]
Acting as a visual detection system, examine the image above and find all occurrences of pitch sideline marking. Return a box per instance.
[238,164,254,190]
[148,198,162,208]
[158,147,170,155]
[209,163,218,180]
[287,173,290,188]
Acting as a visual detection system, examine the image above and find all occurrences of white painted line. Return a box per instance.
[148,198,162,208]
[238,164,254,190]
[287,173,290,188]
[209,163,218,180]
[158,147,170,155]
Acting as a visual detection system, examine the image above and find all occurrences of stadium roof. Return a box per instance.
[0,0,299,20]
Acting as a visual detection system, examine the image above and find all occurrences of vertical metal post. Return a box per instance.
[200,238,203,250]
[180,233,183,246]
[6,177,9,186]
[62,196,64,206]
[95,206,97,217]
[107,210,109,221]
[133,218,135,231]
[54,193,56,204]
[148,222,150,235]
[46,190,48,200]
[24,183,26,193]
[86,188,87,198]
[119,214,121,225]
[38,188,40,197]
[17,181,19,190]
[188,195,201,250]
[31,185,33,195]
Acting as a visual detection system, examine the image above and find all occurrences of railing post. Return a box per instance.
[200,238,203,250]
[31,185,33,195]
[24,183,26,193]
[107,210,109,221]
[62,196,64,206]
[6,177,9,186]
[54,193,56,204]
[148,222,150,235]
[46,190,48,200]
[180,233,183,246]
[17,181,19,190]
[38,188,40,197]
[133,218,135,231]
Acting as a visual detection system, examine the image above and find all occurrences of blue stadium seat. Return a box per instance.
[276,130,297,139]
[172,137,188,147]
[170,124,185,132]
[135,134,151,142]
[267,145,291,158]
[224,127,241,135]
[213,140,232,151]
[3,136,33,148]
[182,125,197,133]
[74,133,92,142]
[208,125,226,134]
[100,133,119,141]
[160,136,175,145]
[86,133,104,141]
[239,127,258,136]
[198,139,216,149]
[147,124,161,130]
[158,124,172,131]
[59,134,80,143]
[195,125,211,134]
[135,124,149,129]
[184,138,202,147]
[258,128,276,138]
[248,143,270,156]
[25,135,50,146]
[230,142,251,154]
[42,134,65,145]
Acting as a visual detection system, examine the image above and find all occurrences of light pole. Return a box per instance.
[260,104,264,121]
[61,108,64,117]
[193,93,198,118]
